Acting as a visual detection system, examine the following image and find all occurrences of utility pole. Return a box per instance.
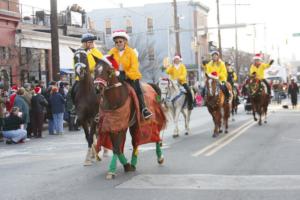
[216,0,222,58]
[50,0,60,81]
[173,0,181,55]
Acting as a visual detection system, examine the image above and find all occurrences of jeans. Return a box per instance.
[48,119,55,134]
[3,129,27,143]
[53,113,64,133]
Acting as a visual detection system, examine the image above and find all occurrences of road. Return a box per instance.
[1,102,300,200]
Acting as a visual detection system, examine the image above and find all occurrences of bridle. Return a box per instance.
[74,48,88,77]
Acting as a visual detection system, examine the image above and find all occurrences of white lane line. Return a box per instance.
[204,121,256,156]
[117,174,300,190]
[192,120,254,157]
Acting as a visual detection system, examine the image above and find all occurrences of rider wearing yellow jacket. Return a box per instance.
[74,33,104,81]
[165,55,193,110]
[249,53,274,95]
[109,30,152,119]
[202,51,230,101]
[225,61,237,86]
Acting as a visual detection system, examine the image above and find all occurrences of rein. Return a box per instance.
[94,77,122,91]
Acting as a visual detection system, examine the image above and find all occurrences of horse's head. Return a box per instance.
[158,77,180,98]
[71,47,90,80]
[94,55,119,89]
[205,75,220,97]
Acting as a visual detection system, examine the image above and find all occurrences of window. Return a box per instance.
[105,19,112,35]
[0,47,9,60]
[147,17,153,34]
[148,46,155,61]
[125,18,132,34]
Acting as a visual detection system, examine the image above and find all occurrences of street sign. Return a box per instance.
[292,33,300,37]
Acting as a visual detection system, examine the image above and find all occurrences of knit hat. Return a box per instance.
[34,86,41,94]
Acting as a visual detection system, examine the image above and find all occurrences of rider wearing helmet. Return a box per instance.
[226,61,240,104]
[249,53,274,96]
[164,54,194,110]
[108,29,152,119]
[203,51,230,102]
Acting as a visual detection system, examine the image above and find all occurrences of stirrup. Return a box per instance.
[142,108,152,119]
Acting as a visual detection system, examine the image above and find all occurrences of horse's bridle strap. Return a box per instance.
[105,82,122,90]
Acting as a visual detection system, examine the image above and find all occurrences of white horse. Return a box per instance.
[159,78,192,138]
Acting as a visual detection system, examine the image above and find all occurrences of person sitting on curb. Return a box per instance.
[3,107,27,144]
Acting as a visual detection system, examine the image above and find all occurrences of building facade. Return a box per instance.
[88,1,209,84]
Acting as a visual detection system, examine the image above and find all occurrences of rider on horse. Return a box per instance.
[108,29,152,119]
[164,54,194,110]
[203,51,230,102]
[71,33,104,97]
[249,53,274,96]
[226,61,240,104]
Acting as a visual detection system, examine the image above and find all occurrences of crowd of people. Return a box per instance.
[0,80,80,144]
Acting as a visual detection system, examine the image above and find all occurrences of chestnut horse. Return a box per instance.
[248,77,269,125]
[205,76,233,137]
[93,56,167,180]
[71,48,100,165]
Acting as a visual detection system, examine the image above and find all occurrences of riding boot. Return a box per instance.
[182,83,194,110]
[262,79,271,96]
[137,94,152,119]
[220,82,230,103]
[131,79,152,119]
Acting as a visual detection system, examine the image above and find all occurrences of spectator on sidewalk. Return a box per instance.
[14,88,30,131]
[0,83,8,142]
[3,107,27,144]
[45,81,56,135]
[288,78,299,109]
[31,87,48,138]
[23,83,34,137]
[49,86,65,135]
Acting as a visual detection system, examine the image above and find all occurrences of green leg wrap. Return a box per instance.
[117,153,128,165]
[156,142,162,159]
[109,154,118,173]
[131,148,139,167]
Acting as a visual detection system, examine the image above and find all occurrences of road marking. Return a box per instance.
[192,120,254,157]
[117,174,300,190]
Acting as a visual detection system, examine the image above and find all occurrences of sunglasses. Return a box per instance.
[115,40,124,44]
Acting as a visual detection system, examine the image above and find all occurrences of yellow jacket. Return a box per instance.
[166,63,187,84]
[75,47,104,80]
[204,60,228,82]
[228,69,238,82]
[249,63,270,80]
[108,45,142,80]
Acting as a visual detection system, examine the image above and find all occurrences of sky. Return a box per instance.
[19,0,300,62]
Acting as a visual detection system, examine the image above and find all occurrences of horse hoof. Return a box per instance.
[264,121,267,124]
[219,130,223,133]
[124,163,133,172]
[259,122,262,126]
[185,132,189,136]
[130,165,136,171]
[83,160,92,166]
[106,172,116,180]
[212,133,218,138]
[173,134,179,138]
[225,130,228,134]
[254,118,257,121]
[158,156,164,165]
[95,155,101,162]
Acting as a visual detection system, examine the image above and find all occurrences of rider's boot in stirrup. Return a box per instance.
[137,94,152,119]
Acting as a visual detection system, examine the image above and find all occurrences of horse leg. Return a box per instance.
[252,108,257,121]
[82,122,93,166]
[156,141,164,164]
[173,108,180,138]
[182,109,191,135]
[106,132,131,180]
[90,121,101,161]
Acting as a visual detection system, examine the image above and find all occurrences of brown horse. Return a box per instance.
[93,56,167,180]
[71,48,100,165]
[205,76,233,137]
[248,77,269,125]
[231,85,239,121]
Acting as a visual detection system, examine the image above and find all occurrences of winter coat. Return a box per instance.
[204,60,228,82]
[108,45,142,80]
[249,63,271,80]
[31,94,48,113]
[14,95,30,124]
[49,92,65,114]
[166,63,188,85]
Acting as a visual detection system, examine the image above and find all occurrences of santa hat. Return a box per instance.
[253,53,263,60]
[208,71,219,80]
[173,54,182,61]
[112,29,129,41]
[11,85,18,92]
[104,55,119,71]
[34,86,41,94]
